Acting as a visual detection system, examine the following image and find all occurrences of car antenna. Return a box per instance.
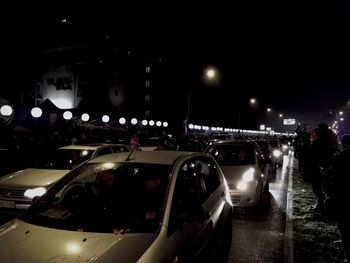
[125,148,135,161]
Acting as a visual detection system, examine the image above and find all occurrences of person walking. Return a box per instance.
[326,134,350,261]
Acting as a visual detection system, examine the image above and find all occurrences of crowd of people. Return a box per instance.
[295,123,350,262]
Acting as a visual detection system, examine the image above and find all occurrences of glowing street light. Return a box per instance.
[119,117,126,125]
[186,65,221,135]
[156,121,162,127]
[266,108,272,112]
[279,113,283,118]
[81,113,89,122]
[131,118,138,125]
[142,120,148,126]
[31,107,42,118]
[102,115,110,123]
[250,98,256,104]
[63,111,73,120]
[149,120,155,126]
[203,66,220,84]
[206,69,216,79]
[0,105,13,116]
[163,122,168,128]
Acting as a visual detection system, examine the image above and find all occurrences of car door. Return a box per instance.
[166,157,214,262]
[254,144,269,190]
[198,157,228,234]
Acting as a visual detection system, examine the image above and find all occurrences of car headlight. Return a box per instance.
[282,145,288,151]
[273,149,282,158]
[242,168,255,182]
[237,181,248,191]
[24,187,46,199]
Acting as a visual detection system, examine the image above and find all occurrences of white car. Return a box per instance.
[205,140,269,207]
[0,151,232,262]
[0,143,130,213]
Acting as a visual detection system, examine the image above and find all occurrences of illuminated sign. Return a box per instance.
[283,119,296,125]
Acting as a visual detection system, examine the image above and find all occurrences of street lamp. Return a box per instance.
[185,66,221,135]
[31,107,42,118]
[119,117,126,125]
[238,98,259,130]
[81,113,90,122]
[63,111,73,120]
[0,105,13,116]
[202,66,220,86]
[102,115,110,123]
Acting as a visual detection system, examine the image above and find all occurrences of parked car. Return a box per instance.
[0,143,130,214]
[205,140,269,207]
[140,135,178,151]
[0,151,233,262]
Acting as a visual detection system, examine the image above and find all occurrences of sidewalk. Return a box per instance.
[289,159,345,262]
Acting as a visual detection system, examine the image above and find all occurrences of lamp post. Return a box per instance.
[238,98,258,130]
[185,66,220,135]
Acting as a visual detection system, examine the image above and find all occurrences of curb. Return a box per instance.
[284,155,294,263]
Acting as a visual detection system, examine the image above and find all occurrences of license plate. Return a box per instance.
[0,200,15,208]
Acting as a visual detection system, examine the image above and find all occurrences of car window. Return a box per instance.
[33,149,95,170]
[206,144,255,166]
[173,160,205,213]
[196,157,221,195]
[168,159,206,235]
[112,146,129,153]
[96,147,113,156]
[21,163,171,234]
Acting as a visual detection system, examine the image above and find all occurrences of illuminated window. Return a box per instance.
[145,94,150,102]
[145,80,150,87]
[145,110,150,117]
[145,66,151,73]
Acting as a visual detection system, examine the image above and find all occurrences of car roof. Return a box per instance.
[86,150,202,165]
[58,144,127,151]
[208,140,254,146]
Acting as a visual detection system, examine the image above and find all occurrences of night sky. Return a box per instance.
[1,2,350,129]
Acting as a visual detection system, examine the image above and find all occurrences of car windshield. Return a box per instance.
[206,144,255,166]
[268,140,279,148]
[33,149,95,170]
[21,162,171,234]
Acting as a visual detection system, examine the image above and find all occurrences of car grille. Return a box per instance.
[228,183,237,190]
[232,196,241,204]
[0,188,26,201]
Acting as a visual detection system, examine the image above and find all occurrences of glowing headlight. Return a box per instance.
[273,149,282,158]
[24,187,46,199]
[242,168,255,182]
[237,181,248,191]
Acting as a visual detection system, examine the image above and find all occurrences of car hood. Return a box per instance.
[0,168,69,188]
[220,164,256,179]
[0,219,154,263]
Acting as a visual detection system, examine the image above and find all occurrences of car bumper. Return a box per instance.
[229,190,259,207]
